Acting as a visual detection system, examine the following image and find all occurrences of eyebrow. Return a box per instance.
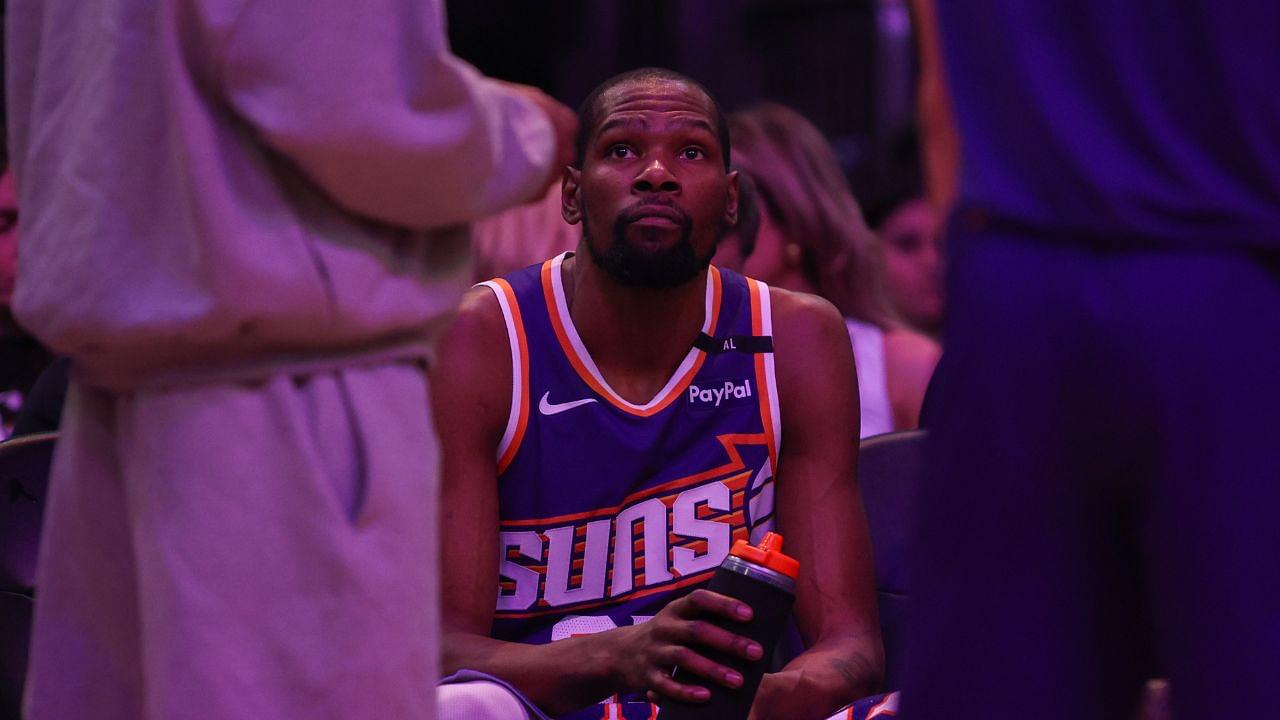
[595,116,717,140]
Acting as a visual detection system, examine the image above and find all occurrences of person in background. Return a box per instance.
[713,104,940,436]
[876,198,943,338]
[904,0,960,211]
[6,0,575,718]
[0,171,17,317]
[902,2,1280,719]
[471,184,580,282]
[0,168,53,439]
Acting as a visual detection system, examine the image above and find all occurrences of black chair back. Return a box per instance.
[858,429,927,689]
[0,590,33,717]
[0,432,57,594]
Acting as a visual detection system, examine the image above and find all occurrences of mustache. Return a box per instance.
[616,202,690,226]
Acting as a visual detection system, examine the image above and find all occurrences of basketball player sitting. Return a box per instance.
[431,68,884,720]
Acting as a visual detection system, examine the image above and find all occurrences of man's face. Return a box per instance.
[563,78,738,288]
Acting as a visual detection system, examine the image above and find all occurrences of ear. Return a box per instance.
[723,170,740,228]
[784,242,804,268]
[561,166,583,225]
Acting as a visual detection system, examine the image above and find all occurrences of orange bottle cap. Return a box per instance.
[728,531,799,579]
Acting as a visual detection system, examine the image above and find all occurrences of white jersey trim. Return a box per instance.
[757,280,783,463]
[478,280,523,464]
[548,252,715,413]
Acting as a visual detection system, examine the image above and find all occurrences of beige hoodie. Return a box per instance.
[6,0,554,389]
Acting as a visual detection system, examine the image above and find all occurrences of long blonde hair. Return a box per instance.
[730,103,892,326]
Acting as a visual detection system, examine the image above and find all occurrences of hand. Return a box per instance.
[497,81,577,199]
[608,588,764,705]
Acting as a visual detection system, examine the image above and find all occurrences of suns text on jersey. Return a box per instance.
[495,435,774,617]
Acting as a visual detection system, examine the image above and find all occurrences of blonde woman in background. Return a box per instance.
[713,103,940,435]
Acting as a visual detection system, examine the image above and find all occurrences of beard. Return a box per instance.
[583,203,717,289]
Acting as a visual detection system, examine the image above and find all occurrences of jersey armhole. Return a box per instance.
[748,279,783,468]
[477,280,530,473]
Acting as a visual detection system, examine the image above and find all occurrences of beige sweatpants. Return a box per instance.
[23,362,440,720]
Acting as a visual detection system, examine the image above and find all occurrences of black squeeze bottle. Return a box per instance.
[660,532,799,720]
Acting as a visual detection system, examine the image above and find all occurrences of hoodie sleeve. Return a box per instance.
[212,0,554,229]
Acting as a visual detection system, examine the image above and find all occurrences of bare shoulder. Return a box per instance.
[766,286,850,351]
[434,285,508,372]
[882,327,942,393]
[430,285,512,440]
[881,327,941,429]
[882,327,941,370]
[766,287,858,428]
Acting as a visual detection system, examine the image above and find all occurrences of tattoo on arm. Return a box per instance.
[828,653,882,694]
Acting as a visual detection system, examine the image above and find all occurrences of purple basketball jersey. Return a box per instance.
[478,252,781,720]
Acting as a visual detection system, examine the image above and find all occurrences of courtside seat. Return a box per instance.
[0,432,57,594]
[858,429,926,689]
[0,590,33,717]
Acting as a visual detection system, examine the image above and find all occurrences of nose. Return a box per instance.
[633,158,679,194]
[925,237,944,277]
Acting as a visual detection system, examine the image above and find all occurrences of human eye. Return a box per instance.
[680,146,708,161]
[607,144,636,160]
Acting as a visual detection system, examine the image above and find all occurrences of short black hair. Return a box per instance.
[573,67,731,172]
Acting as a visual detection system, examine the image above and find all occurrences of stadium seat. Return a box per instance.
[0,432,57,594]
[857,428,926,689]
[0,590,33,717]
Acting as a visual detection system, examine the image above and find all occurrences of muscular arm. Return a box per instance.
[432,287,618,714]
[432,287,758,714]
[750,289,885,720]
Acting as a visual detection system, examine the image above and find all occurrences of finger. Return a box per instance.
[661,644,745,689]
[647,667,712,704]
[676,588,754,623]
[679,618,764,662]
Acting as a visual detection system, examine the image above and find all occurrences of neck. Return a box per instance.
[564,247,709,403]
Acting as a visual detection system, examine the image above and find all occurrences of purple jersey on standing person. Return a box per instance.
[477,251,781,720]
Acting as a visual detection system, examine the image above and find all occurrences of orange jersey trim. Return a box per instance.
[491,278,531,474]
[540,257,723,417]
[748,279,780,472]
[867,693,900,717]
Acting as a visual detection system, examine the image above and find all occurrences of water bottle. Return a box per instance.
[660,532,799,720]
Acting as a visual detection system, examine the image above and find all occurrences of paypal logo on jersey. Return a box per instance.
[688,378,753,408]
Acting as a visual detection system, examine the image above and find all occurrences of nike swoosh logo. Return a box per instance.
[538,391,598,416]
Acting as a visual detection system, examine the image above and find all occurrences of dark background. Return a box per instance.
[446,0,924,221]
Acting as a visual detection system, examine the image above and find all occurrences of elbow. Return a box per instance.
[440,629,482,677]
[826,627,887,697]
[843,631,887,697]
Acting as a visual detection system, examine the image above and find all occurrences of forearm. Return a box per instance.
[442,630,623,716]
[778,634,885,705]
